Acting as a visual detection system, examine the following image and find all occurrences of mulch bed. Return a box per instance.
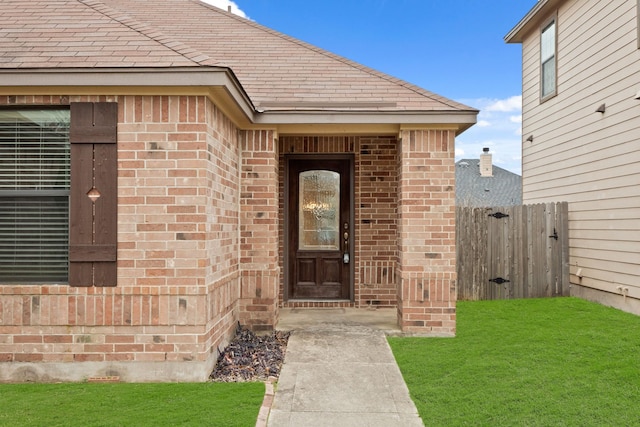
[209,324,290,382]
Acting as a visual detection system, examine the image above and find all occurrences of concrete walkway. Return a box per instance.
[266,308,424,427]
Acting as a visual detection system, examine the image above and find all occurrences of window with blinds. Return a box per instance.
[0,109,70,283]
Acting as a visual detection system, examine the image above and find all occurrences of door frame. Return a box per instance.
[283,153,355,302]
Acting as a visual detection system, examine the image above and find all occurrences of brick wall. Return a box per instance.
[278,136,399,308]
[0,94,243,381]
[358,137,398,307]
[397,129,457,336]
[239,130,279,331]
[0,95,459,379]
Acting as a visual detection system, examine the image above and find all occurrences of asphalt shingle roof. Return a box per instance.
[455,159,522,207]
[0,0,477,115]
[0,0,209,68]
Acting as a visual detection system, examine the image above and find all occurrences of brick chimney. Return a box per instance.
[480,147,493,177]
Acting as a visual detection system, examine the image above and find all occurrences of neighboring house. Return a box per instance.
[456,148,522,206]
[506,0,640,314]
[0,0,477,382]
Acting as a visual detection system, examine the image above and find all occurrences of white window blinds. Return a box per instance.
[0,109,70,283]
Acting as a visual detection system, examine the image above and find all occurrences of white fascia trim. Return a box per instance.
[0,67,256,120]
[256,110,477,133]
[0,67,477,133]
[256,110,477,123]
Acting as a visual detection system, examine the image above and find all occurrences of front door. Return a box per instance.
[286,155,353,299]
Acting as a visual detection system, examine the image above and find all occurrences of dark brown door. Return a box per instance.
[287,156,352,299]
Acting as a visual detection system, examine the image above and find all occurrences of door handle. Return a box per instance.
[343,223,349,264]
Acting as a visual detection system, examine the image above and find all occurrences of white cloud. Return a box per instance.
[485,95,522,113]
[454,95,523,175]
[199,0,249,18]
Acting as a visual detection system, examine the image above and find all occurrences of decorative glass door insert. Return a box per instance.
[298,170,340,250]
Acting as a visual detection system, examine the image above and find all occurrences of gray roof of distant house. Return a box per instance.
[456,159,522,206]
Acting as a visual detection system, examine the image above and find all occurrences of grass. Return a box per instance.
[0,382,264,427]
[388,297,640,426]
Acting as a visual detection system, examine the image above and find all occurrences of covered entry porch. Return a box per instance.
[239,130,458,336]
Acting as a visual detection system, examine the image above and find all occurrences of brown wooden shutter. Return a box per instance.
[69,102,118,287]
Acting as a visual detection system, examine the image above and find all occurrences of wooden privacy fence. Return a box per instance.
[456,202,569,300]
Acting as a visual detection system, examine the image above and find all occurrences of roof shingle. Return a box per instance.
[455,159,522,207]
[1,0,477,115]
[0,0,208,68]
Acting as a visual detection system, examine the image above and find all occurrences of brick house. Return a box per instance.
[0,0,477,382]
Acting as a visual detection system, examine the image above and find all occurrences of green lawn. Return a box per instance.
[0,382,264,427]
[389,297,640,426]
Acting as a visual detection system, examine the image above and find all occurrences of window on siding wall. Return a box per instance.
[541,17,557,100]
[0,109,70,283]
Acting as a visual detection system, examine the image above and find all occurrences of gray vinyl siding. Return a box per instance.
[520,0,640,297]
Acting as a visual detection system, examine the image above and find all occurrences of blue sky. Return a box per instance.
[204,0,537,174]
